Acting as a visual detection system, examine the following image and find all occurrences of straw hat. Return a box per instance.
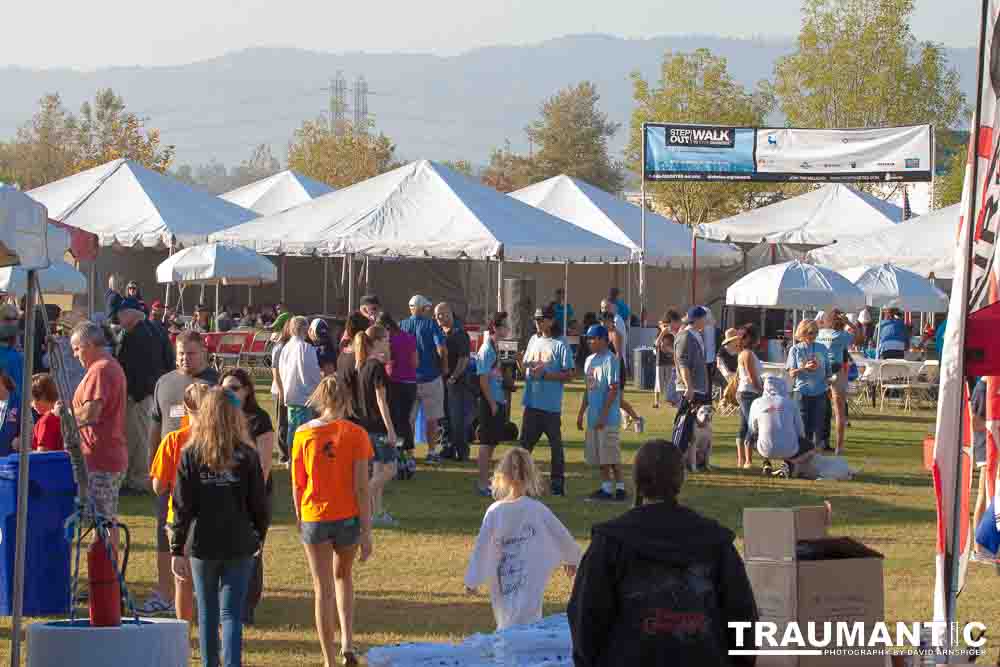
[721,327,741,347]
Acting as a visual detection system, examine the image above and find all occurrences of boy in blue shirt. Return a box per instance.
[577,325,624,502]
[520,307,575,496]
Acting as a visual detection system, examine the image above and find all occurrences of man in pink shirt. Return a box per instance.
[70,322,128,522]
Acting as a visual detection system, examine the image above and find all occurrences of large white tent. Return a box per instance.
[726,260,866,310]
[509,174,741,268]
[697,184,902,247]
[156,243,278,286]
[841,263,949,312]
[209,160,631,262]
[0,224,85,296]
[28,159,259,249]
[807,203,960,278]
[219,170,334,216]
[0,184,49,269]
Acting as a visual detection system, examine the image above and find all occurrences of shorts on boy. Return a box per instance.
[584,427,621,466]
[88,471,125,520]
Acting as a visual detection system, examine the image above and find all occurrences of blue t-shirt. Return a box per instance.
[400,315,446,383]
[614,299,630,322]
[521,335,574,414]
[877,318,910,356]
[785,341,829,397]
[584,351,621,429]
[0,345,23,405]
[935,319,947,360]
[816,328,853,369]
[553,302,574,329]
[476,339,506,405]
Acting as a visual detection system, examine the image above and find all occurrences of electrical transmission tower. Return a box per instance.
[325,71,348,134]
[353,75,369,133]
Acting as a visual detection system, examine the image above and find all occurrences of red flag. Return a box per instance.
[933,0,1000,631]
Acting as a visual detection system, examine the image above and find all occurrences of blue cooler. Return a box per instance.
[0,451,77,615]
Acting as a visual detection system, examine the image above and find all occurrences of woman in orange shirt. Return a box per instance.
[149,382,210,623]
[292,375,373,667]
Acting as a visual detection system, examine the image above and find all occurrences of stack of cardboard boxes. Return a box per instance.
[743,506,886,667]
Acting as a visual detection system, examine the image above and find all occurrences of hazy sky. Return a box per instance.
[2,0,980,70]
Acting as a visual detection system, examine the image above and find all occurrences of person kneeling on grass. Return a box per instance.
[749,375,816,478]
[577,325,625,502]
[568,439,758,667]
[150,382,211,624]
[464,448,581,630]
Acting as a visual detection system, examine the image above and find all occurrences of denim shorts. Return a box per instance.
[369,433,398,464]
[300,517,361,547]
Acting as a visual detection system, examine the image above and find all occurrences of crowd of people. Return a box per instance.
[0,274,953,667]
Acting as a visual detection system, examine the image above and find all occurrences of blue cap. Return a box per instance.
[686,306,708,321]
[585,324,609,339]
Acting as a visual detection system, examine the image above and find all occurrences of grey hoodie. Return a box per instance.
[749,375,804,460]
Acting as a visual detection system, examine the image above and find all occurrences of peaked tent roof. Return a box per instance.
[209,160,632,262]
[696,184,902,247]
[726,260,866,310]
[28,159,259,249]
[510,175,741,268]
[219,170,335,216]
[840,263,949,312]
[807,203,960,278]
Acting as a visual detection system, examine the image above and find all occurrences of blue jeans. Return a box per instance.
[737,392,760,444]
[190,556,255,667]
[799,393,827,448]
[445,381,471,457]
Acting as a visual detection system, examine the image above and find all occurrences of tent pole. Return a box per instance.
[10,270,38,667]
[626,261,632,319]
[691,234,698,306]
[323,257,330,314]
[89,263,96,317]
[365,255,370,291]
[563,261,569,340]
[248,285,253,307]
[164,237,175,309]
[497,260,504,312]
[200,283,206,305]
[347,253,355,313]
[280,255,287,304]
[215,282,221,322]
[639,121,647,319]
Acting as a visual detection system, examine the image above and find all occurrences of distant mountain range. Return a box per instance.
[0,34,978,169]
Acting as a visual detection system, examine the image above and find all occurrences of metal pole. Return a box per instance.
[944,0,990,645]
[640,122,647,319]
[248,285,253,307]
[280,255,287,304]
[10,270,38,667]
[88,263,96,317]
[691,234,698,306]
[164,237,175,308]
[215,282,221,322]
[497,259,504,312]
[929,125,937,211]
[323,257,330,314]
[347,253,355,313]
[563,261,569,340]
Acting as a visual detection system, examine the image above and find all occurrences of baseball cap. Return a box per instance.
[534,306,555,320]
[151,300,163,310]
[360,294,380,306]
[408,295,431,308]
[686,306,708,321]
[585,324,609,340]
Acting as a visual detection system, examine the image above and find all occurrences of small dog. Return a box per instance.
[688,404,714,471]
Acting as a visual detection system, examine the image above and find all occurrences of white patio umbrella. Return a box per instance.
[0,261,87,296]
[726,260,866,311]
[841,263,949,312]
[156,242,278,318]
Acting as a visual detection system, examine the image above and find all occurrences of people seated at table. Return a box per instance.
[189,304,214,334]
[876,308,910,360]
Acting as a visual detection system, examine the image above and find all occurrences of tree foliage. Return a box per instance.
[442,160,475,177]
[287,119,397,189]
[936,148,967,209]
[627,49,775,225]
[524,82,624,193]
[773,0,965,130]
[480,141,535,193]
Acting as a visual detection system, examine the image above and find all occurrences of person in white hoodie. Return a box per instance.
[749,374,814,478]
[279,316,323,446]
[465,448,581,630]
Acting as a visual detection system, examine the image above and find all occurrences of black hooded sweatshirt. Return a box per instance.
[567,501,758,667]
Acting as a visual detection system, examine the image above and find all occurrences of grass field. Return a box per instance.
[2,381,998,665]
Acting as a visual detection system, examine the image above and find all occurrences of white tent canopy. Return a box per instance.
[28,159,259,249]
[510,174,741,268]
[0,184,49,269]
[209,160,632,262]
[0,223,86,295]
[156,243,278,286]
[726,260,866,310]
[841,263,949,312]
[807,203,960,278]
[697,184,902,247]
[219,170,335,216]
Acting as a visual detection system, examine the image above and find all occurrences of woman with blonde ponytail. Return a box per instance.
[292,374,373,666]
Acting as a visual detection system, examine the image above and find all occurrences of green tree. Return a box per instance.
[230,143,282,188]
[480,141,534,193]
[74,88,174,172]
[524,82,624,193]
[936,149,966,209]
[627,49,775,225]
[6,94,79,189]
[774,0,965,130]
[442,160,475,178]
[287,119,396,189]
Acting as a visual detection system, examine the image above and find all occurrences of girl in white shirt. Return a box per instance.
[465,448,581,630]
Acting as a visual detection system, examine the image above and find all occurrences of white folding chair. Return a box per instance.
[908,362,939,410]
[877,362,914,412]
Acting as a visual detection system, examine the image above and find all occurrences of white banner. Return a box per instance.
[755,125,933,182]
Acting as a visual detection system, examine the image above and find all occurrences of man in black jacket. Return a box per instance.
[116,300,169,494]
[568,439,757,667]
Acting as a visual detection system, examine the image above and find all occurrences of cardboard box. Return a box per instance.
[743,508,885,667]
[743,506,831,561]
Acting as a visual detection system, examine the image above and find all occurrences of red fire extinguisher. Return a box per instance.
[88,533,121,627]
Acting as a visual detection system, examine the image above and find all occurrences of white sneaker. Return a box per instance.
[137,592,174,616]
